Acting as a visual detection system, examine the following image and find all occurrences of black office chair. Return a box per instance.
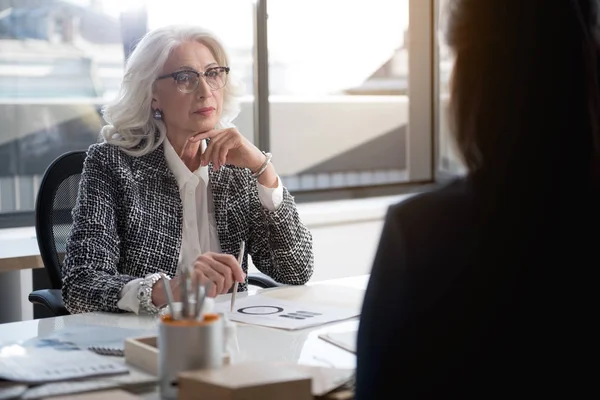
[29,150,280,317]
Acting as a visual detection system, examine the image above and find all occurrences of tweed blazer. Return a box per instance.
[62,142,314,314]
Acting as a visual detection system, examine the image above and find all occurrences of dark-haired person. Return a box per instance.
[356,0,599,397]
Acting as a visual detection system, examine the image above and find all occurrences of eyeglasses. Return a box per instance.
[156,66,230,93]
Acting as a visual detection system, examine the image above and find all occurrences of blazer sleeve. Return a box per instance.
[62,145,138,314]
[246,178,314,285]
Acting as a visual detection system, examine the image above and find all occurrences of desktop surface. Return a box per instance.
[0,275,368,371]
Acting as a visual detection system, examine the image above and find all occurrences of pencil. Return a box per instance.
[230,240,245,312]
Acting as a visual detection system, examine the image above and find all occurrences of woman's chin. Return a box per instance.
[189,121,216,133]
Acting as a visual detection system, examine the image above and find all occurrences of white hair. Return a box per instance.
[100,25,244,156]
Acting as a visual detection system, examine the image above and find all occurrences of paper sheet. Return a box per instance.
[0,325,155,386]
[215,294,359,330]
[318,330,358,353]
[21,360,156,400]
[0,344,129,384]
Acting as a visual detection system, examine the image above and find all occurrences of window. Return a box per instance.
[0,0,437,227]
[266,0,412,192]
[0,0,125,218]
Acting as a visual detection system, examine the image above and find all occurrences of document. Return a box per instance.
[215,294,359,330]
[0,343,128,384]
[318,330,357,353]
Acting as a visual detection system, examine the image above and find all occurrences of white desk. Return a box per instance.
[0,275,369,372]
[0,226,41,273]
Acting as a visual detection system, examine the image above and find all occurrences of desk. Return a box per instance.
[0,275,368,371]
[0,227,46,323]
[0,226,41,273]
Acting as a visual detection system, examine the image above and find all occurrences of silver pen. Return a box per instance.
[195,283,206,320]
[159,272,176,319]
[181,266,192,319]
[230,240,245,312]
[191,274,200,318]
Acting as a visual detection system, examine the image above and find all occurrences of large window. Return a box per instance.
[0,0,436,225]
[0,0,125,216]
[267,0,411,192]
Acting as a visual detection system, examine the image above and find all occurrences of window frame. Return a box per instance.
[253,0,436,187]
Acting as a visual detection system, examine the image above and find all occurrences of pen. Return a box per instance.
[160,272,176,319]
[181,265,192,319]
[192,274,200,318]
[230,240,245,312]
[195,282,205,320]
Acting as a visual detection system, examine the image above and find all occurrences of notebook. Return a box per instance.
[0,343,129,384]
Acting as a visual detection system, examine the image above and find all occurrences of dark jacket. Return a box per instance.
[356,178,594,398]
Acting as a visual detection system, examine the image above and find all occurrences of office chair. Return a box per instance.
[28,150,281,317]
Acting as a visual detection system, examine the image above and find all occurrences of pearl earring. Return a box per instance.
[153,109,162,120]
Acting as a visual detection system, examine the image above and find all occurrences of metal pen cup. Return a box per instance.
[158,314,224,400]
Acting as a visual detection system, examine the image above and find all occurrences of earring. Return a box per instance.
[153,109,163,120]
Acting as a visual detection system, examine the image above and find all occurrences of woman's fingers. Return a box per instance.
[200,130,227,168]
[213,253,245,283]
[191,129,225,142]
[203,257,234,294]
[218,142,231,169]
[196,262,225,294]
[192,252,246,297]
[200,130,242,170]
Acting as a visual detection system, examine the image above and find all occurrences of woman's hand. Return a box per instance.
[151,252,245,306]
[189,128,265,172]
[191,252,246,297]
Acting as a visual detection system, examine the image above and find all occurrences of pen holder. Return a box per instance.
[158,313,224,400]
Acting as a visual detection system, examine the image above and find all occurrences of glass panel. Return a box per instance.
[146,0,255,144]
[267,0,410,192]
[0,0,256,219]
[436,0,466,177]
[0,0,126,215]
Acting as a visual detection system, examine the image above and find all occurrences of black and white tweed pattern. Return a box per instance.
[61,142,314,314]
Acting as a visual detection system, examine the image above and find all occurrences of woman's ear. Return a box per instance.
[151,97,160,110]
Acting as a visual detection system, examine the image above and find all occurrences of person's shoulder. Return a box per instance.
[86,141,126,160]
[387,177,473,226]
[83,141,137,179]
[85,141,137,167]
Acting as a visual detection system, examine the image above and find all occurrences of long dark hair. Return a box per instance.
[445,0,600,191]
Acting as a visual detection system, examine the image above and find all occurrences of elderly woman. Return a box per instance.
[62,25,314,315]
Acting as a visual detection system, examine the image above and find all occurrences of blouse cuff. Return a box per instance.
[257,175,284,211]
[117,278,143,314]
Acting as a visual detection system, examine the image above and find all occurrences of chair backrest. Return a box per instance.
[35,151,87,290]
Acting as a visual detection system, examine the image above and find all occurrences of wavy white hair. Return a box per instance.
[100,25,244,156]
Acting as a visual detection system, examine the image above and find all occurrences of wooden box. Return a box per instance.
[123,336,230,377]
[124,336,159,376]
[178,363,313,400]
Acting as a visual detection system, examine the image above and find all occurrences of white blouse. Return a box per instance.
[117,138,283,313]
